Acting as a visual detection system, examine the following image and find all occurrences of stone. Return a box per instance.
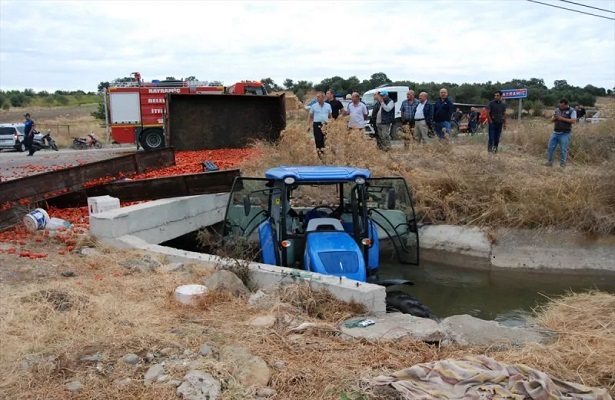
[183,349,195,357]
[176,370,221,400]
[81,353,103,362]
[162,262,185,273]
[65,380,83,393]
[115,378,132,387]
[219,346,271,387]
[198,343,213,357]
[122,254,163,273]
[248,290,268,307]
[123,353,140,365]
[159,347,175,356]
[274,361,286,369]
[157,374,170,383]
[61,271,76,277]
[145,353,155,362]
[440,314,546,346]
[81,247,102,257]
[144,364,166,385]
[340,314,445,342]
[249,315,276,328]
[167,380,183,387]
[256,388,276,398]
[202,270,249,296]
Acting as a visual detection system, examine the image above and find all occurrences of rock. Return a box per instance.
[202,270,249,296]
[167,380,182,387]
[65,380,83,392]
[176,370,221,400]
[81,353,103,362]
[115,378,132,387]
[256,388,276,398]
[144,364,165,385]
[157,374,170,383]
[183,349,195,357]
[145,353,155,362]
[159,347,175,356]
[162,262,185,273]
[61,271,76,277]
[440,314,546,346]
[199,344,213,357]
[249,315,276,328]
[219,346,271,387]
[123,353,140,365]
[274,361,286,369]
[340,314,445,342]
[172,329,186,335]
[81,247,102,257]
[122,255,162,273]
[248,290,269,307]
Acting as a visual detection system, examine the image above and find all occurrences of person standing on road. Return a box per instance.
[545,99,576,168]
[325,90,344,119]
[413,92,433,144]
[486,90,507,153]
[307,91,332,158]
[375,90,395,151]
[346,92,368,130]
[23,113,37,156]
[400,90,419,128]
[433,88,454,139]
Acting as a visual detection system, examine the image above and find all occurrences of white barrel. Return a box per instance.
[23,208,50,231]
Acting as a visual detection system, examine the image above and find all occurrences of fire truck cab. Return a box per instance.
[105,73,267,150]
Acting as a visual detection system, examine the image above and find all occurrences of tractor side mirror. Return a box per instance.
[243,195,251,216]
[386,188,396,210]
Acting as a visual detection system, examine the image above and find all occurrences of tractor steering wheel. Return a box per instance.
[309,206,335,216]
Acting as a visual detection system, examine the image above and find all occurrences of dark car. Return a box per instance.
[0,123,26,152]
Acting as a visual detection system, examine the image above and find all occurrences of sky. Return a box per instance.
[1,0,614,92]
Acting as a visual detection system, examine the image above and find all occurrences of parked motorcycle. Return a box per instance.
[32,129,59,151]
[72,133,102,150]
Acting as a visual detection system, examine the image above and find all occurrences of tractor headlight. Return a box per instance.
[284,177,295,185]
[355,177,365,185]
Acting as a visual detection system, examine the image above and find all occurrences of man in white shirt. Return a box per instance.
[307,91,332,157]
[346,92,368,130]
[413,92,434,144]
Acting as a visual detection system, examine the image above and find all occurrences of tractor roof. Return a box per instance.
[265,166,371,182]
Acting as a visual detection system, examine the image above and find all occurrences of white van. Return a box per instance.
[362,85,409,138]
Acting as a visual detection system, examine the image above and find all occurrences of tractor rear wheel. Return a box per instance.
[139,128,164,151]
[386,291,436,319]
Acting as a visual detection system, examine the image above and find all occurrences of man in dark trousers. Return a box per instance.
[468,107,479,135]
[307,91,332,158]
[546,99,576,167]
[23,113,37,156]
[486,91,507,153]
[433,88,454,139]
[325,90,344,119]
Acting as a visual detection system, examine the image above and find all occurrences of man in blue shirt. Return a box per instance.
[401,90,419,128]
[23,113,37,156]
[433,88,454,139]
[307,91,332,158]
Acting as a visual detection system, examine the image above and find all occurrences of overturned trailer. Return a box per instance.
[163,93,286,151]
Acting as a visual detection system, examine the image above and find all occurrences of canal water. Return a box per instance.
[380,261,615,323]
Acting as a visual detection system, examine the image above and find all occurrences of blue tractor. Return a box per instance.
[222,166,433,317]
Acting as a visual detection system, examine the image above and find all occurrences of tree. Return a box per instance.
[553,80,569,90]
[91,98,106,120]
[165,76,177,81]
[283,79,295,90]
[260,77,282,93]
[185,76,197,81]
[369,72,392,88]
[97,81,110,92]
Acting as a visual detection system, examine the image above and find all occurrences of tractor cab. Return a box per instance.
[222,166,419,284]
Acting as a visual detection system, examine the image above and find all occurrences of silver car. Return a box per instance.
[0,123,26,152]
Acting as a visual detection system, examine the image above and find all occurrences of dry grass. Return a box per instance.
[0,238,613,399]
[240,115,615,235]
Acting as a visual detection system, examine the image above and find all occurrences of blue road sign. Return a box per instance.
[501,89,528,99]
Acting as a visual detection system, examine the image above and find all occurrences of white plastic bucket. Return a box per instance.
[23,208,50,232]
[174,284,208,305]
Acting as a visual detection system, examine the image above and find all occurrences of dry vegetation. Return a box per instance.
[242,107,615,236]
[0,237,613,399]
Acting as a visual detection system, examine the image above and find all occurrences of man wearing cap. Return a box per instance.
[23,113,37,156]
[375,90,395,151]
[307,91,332,158]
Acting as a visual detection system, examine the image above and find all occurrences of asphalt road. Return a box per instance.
[0,145,138,182]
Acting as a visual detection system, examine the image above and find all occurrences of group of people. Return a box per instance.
[308,88,578,167]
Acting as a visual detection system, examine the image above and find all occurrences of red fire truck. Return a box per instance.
[104,72,267,150]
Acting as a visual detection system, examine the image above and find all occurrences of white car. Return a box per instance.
[585,110,607,124]
[362,85,410,137]
[0,123,26,152]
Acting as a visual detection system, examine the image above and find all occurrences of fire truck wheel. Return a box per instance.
[140,128,164,151]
